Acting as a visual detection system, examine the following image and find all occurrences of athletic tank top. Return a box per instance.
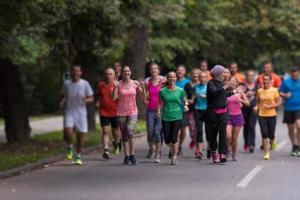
[227,94,242,116]
[117,80,138,116]
[147,79,161,111]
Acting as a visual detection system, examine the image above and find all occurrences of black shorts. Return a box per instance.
[100,116,119,129]
[181,112,189,127]
[283,110,300,124]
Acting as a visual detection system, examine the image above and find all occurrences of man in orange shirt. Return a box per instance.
[199,59,212,80]
[98,68,121,159]
[256,61,282,88]
[229,62,244,83]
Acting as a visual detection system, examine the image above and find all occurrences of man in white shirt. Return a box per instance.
[60,65,94,165]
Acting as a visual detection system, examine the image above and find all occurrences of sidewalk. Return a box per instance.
[0,116,63,143]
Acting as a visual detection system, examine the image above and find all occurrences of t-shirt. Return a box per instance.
[176,77,190,89]
[98,81,118,117]
[232,72,245,83]
[256,72,282,88]
[279,76,300,111]
[61,79,93,116]
[117,80,138,116]
[257,87,280,117]
[159,87,185,121]
[194,84,207,110]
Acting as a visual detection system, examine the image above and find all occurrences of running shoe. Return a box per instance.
[232,154,238,161]
[75,156,82,165]
[290,151,297,156]
[195,152,203,160]
[271,141,278,151]
[171,157,178,165]
[103,151,111,159]
[113,142,120,155]
[146,149,154,159]
[295,147,300,157]
[212,152,219,163]
[129,155,138,165]
[220,154,227,163]
[249,146,255,153]
[206,149,212,159]
[243,144,249,152]
[154,155,161,163]
[189,140,195,150]
[123,156,130,165]
[263,152,270,160]
[66,147,73,160]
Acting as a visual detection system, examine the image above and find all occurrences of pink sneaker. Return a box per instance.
[243,144,249,152]
[220,154,227,163]
[212,152,220,163]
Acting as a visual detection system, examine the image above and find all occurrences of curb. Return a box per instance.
[0,132,146,179]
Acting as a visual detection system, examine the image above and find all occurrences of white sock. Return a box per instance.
[67,144,73,148]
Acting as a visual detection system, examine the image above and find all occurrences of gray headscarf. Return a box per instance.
[211,65,225,81]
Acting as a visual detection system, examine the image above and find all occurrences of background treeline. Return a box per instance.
[1,0,300,142]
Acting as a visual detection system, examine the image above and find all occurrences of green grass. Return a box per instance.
[0,120,146,172]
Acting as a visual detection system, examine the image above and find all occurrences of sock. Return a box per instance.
[77,153,81,158]
[67,144,73,149]
[104,149,109,152]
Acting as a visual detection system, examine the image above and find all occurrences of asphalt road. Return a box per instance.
[1,111,299,200]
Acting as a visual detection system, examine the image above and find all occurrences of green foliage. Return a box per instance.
[2,0,300,114]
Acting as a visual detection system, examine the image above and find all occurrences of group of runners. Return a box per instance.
[59,60,300,165]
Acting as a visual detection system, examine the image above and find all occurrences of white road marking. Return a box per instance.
[277,140,287,151]
[237,165,264,188]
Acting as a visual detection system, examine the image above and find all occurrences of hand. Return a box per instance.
[184,105,189,112]
[138,77,145,86]
[187,99,193,104]
[253,106,258,114]
[236,85,247,93]
[82,97,88,103]
[286,92,292,98]
[114,80,119,87]
[157,112,161,118]
[263,103,272,109]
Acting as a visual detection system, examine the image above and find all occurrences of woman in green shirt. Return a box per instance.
[157,71,188,165]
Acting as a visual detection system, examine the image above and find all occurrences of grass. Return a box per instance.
[0,120,146,172]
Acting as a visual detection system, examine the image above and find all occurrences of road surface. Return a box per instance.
[1,111,299,200]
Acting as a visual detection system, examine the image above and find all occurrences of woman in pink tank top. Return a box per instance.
[144,64,165,163]
[226,77,249,161]
[112,66,144,165]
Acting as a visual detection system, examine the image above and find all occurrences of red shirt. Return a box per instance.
[256,72,282,88]
[98,81,118,117]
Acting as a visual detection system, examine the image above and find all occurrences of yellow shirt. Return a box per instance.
[257,87,280,117]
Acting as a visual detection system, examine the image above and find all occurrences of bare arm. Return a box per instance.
[240,93,250,107]
[112,80,119,101]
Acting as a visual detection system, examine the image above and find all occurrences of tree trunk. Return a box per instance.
[0,58,31,143]
[123,23,148,120]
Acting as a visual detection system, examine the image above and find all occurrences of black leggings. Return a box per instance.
[194,110,208,143]
[242,107,257,146]
[162,120,182,144]
[258,116,276,140]
[206,110,228,154]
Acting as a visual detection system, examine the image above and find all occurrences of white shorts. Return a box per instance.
[64,113,88,133]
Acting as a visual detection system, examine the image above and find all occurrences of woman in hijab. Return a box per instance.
[206,65,246,163]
